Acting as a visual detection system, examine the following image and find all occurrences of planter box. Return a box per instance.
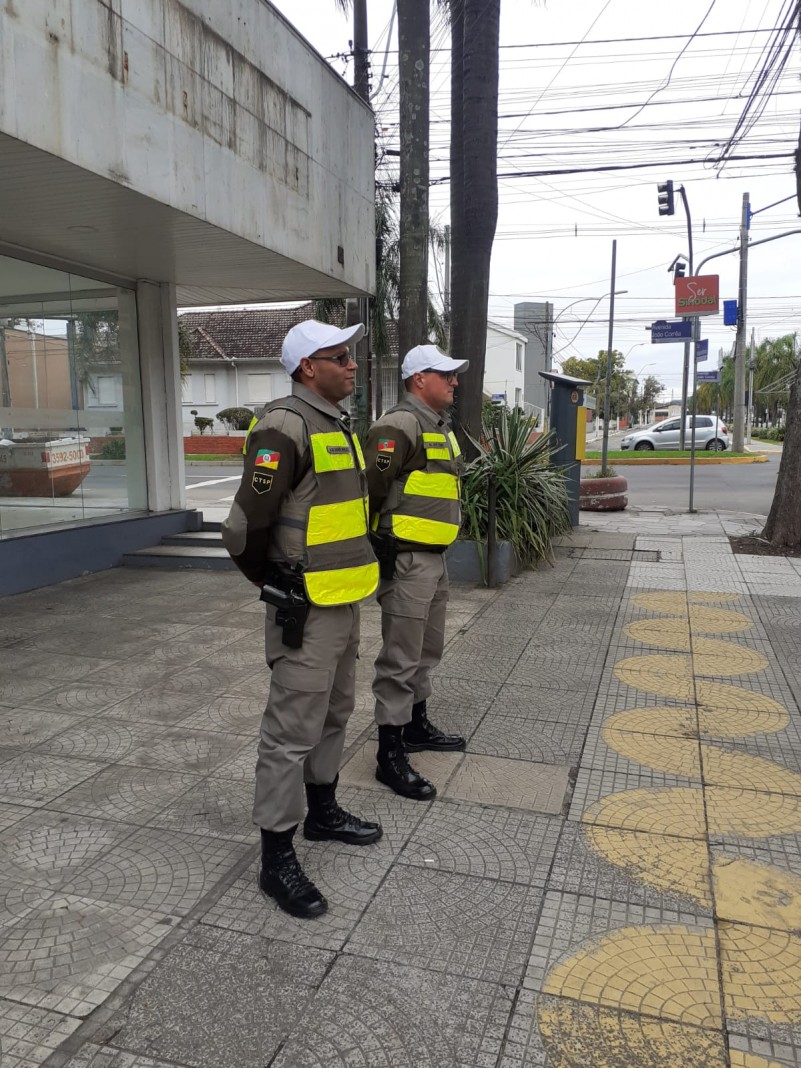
[445,538,519,585]
[580,475,628,511]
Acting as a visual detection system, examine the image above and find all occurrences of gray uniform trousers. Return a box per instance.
[253,602,360,833]
[373,550,449,726]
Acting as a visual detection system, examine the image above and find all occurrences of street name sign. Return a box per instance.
[697,370,720,383]
[650,320,693,343]
[696,340,709,362]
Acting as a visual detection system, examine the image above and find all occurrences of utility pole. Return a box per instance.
[732,191,750,452]
[347,0,372,426]
[747,328,756,445]
[443,224,451,349]
[601,239,618,477]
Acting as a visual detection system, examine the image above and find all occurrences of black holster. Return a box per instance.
[260,564,310,649]
[370,533,398,581]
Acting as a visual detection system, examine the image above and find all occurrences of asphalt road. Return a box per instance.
[184,456,781,519]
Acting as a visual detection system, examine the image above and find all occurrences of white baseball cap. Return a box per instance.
[281,320,365,374]
[401,344,469,380]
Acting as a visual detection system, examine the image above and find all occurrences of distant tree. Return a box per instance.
[70,312,119,395]
[762,353,801,548]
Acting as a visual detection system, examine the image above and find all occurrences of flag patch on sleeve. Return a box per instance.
[255,449,280,470]
[377,439,395,453]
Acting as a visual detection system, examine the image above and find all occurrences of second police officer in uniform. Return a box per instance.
[222,319,381,920]
[363,345,469,800]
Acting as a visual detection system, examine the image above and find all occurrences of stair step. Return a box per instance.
[202,520,222,532]
[122,545,235,570]
[162,531,223,547]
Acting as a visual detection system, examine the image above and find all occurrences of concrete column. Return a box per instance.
[136,281,185,512]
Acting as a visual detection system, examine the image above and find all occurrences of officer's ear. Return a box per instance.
[297,357,316,381]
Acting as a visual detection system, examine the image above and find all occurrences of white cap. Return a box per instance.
[281,320,365,374]
[401,344,469,380]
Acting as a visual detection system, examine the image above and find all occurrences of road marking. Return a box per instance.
[185,476,241,489]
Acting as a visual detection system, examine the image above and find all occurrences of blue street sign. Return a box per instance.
[723,300,738,326]
[650,319,693,343]
[491,393,506,402]
[697,370,720,383]
[695,340,709,362]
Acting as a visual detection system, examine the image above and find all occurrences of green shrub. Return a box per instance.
[193,416,214,435]
[100,438,126,459]
[460,407,571,567]
[216,406,255,431]
[751,426,785,442]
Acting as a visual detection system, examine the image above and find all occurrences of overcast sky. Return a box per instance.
[270,0,800,398]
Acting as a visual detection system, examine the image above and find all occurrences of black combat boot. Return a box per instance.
[259,827,327,919]
[304,776,383,845]
[403,699,466,752]
[376,725,437,800]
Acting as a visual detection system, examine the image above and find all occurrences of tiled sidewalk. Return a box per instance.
[2,510,801,1065]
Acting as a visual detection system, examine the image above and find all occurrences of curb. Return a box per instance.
[581,455,768,466]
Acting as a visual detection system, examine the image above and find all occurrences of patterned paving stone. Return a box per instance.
[0,892,174,1016]
[347,865,543,984]
[26,685,139,717]
[427,675,502,711]
[64,1045,184,1067]
[549,822,714,915]
[500,990,728,1068]
[401,800,561,886]
[468,713,589,764]
[0,753,101,809]
[49,765,201,824]
[332,785,426,855]
[506,656,604,691]
[569,769,704,825]
[443,754,570,814]
[149,777,255,841]
[0,802,30,834]
[178,693,264,734]
[0,675,64,705]
[63,827,248,916]
[160,664,266,698]
[92,926,331,1068]
[79,660,181,691]
[727,1029,801,1067]
[521,890,718,1028]
[720,922,801,1055]
[339,740,462,795]
[447,630,531,660]
[0,706,85,750]
[122,728,251,776]
[0,996,81,1067]
[491,685,597,723]
[273,955,514,1068]
[0,810,134,893]
[206,843,390,952]
[98,689,204,726]
[36,721,165,763]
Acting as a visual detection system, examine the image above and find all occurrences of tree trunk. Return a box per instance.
[762,356,801,547]
[451,0,500,445]
[397,0,430,378]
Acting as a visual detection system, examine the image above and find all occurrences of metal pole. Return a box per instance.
[443,224,451,351]
[601,240,617,476]
[747,328,755,446]
[732,191,750,452]
[677,184,694,450]
[486,468,497,588]
[689,318,699,513]
[353,0,370,102]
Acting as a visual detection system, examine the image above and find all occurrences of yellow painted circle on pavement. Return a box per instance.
[688,604,752,634]
[625,618,692,650]
[706,787,801,839]
[702,745,801,798]
[537,999,728,1068]
[614,654,695,701]
[582,787,706,839]
[721,924,801,1022]
[541,925,721,1029]
[602,726,701,778]
[692,641,768,677]
[603,706,696,738]
[696,680,788,723]
[714,856,801,931]
[586,826,712,907]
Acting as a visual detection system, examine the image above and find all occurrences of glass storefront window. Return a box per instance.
[0,254,146,537]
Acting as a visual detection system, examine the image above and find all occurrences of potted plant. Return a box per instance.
[453,407,572,584]
[580,464,628,510]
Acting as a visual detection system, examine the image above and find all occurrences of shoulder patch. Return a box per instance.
[255,449,280,470]
[377,438,395,453]
[375,453,392,472]
[252,471,274,494]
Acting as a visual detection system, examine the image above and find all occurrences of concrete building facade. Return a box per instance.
[514,301,554,422]
[0,0,374,593]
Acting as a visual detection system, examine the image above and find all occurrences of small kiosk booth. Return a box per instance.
[539,370,590,527]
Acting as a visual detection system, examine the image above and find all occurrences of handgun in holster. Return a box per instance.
[370,532,398,581]
[260,565,310,649]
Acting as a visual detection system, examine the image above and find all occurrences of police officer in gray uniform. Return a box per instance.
[364,345,468,800]
[223,320,382,920]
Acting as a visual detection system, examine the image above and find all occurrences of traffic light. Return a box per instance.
[673,261,686,283]
[657,180,675,216]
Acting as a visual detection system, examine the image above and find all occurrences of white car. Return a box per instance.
[621,416,729,452]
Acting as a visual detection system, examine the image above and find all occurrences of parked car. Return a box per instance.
[620,416,729,451]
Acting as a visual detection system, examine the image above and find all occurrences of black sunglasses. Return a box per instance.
[309,352,352,367]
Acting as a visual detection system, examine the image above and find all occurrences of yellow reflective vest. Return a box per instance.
[249,398,378,607]
[385,404,462,547]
